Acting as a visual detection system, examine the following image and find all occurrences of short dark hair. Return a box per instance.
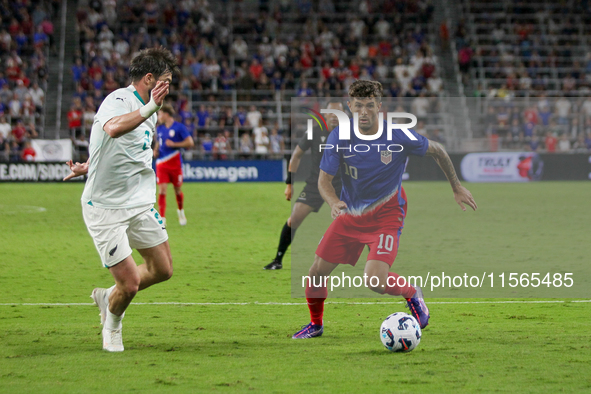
[160,104,175,117]
[129,47,179,82]
[348,80,383,102]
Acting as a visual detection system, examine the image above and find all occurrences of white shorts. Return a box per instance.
[82,202,169,268]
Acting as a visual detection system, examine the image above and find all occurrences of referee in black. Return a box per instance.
[264,101,343,270]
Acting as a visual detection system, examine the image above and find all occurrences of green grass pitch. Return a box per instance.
[0,181,590,393]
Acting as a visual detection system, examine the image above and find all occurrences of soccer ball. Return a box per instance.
[380,312,422,352]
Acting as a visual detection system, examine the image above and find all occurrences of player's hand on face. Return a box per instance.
[330,201,348,219]
[152,81,169,106]
[454,185,477,211]
[165,139,175,147]
[284,184,292,201]
[63,160,89,181]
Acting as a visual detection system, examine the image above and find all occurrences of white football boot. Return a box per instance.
[101,326,124,352]
[178,209,187,226]
[91,288,124,352]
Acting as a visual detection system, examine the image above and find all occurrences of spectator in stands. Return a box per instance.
[71,58,86,86]
[523,121,536,141]
[252,117,268,144]
[555,96,571,125]
[255,128,269,159]
[213,132,229,160]
[11,120,27,146]
[21,95,35,124]
[67,102,82,136]
[29,82,44,113]
[0,84,12,105]
[0,29,11,52]
[427,71,442,93]
[246,105,262,128]
[458,44,473,74]
[537,101,552,126]
[40,17,55,50]
[269,127,284,159]
[201,133,213,160]
[239,132,253,159]
[0,131,9,161]
[9,140,20,162]
[524,105,539,125]
[397,68,412,95]
[9,93,22,121]
[195,105,210,128]
[529,134,541,152]
[235,106,247,127]
[297,80,314,97]
[219,107,236,129]
[231,37,248,60]
[249,59,263,82]
[0,114,10,141]
[82,103,96,134]
[183,117,196,139]
[509,119,522,143]
[557,133,571,152]
[411,93,430,119]
[581,97,591,119]
[33,26,49,49]
[544,131,557,153]
[21,140,36,162]
[14,80,28,102]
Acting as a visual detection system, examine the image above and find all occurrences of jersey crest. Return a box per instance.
[381,150,392,165]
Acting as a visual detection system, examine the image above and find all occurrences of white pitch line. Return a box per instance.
[0,300,589,307]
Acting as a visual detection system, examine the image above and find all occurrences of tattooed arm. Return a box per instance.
[425,140,478,211]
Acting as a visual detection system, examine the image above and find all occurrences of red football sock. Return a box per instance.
[384,272,416,299]
[158,193,166,218]
[305,280,327,326]
[176,192,184,210]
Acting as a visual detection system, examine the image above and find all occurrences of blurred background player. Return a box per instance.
[155,104,194,226]
[264,101,343,270]
[293,81,477,339]
[63,47,178,352]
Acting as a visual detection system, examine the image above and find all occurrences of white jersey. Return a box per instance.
[82,85,157,209]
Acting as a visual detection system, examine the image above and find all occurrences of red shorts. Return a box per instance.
[156,163,183,187]
[316,188,407,267]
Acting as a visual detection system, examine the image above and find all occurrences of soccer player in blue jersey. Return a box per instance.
[155,104,194,226]
[293,80,477,339]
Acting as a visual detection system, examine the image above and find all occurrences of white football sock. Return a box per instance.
[105,285,124,330]
[105,308,124,331]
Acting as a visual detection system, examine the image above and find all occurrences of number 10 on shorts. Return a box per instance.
[377,233,395,253]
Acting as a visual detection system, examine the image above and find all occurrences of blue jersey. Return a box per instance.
[156,121,191,165]
[320,119,429,214]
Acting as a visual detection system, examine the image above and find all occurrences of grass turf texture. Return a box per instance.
[0,182,590,393]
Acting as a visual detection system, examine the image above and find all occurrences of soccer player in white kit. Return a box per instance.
[64,48,178,352]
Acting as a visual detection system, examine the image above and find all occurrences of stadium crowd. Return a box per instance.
[0,0,56,162]
[456,0,591,152]
[71,0,446,160]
